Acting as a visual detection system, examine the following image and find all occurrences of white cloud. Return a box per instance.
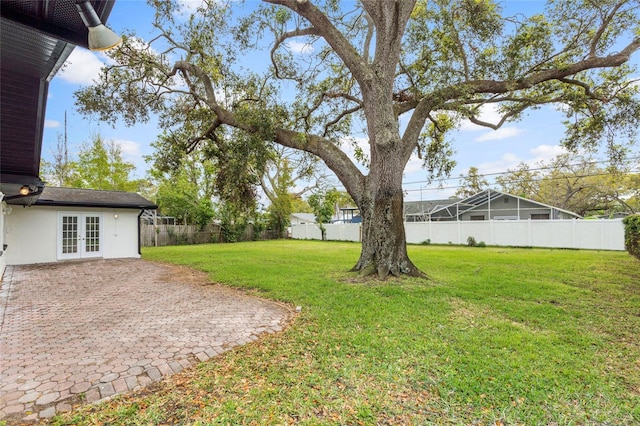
[112,138,142,158]
[477,153,522,175]
[286,41,314,54]
[127,36,158,55]
[404,154,424,176]
[474,126,522,142]
[528,144,567,163]
[58,48,106,85]
[476,144,568,176]
[45,120,61,128]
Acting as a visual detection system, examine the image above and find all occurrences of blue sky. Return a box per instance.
[42,0,639,201]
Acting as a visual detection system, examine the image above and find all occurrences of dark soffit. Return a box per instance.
[0,1,116,202]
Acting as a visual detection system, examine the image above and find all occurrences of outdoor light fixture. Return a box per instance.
[19,185,31,196]
[75,0,122,51]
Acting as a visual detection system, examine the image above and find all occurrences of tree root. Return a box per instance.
[350,261,428,281]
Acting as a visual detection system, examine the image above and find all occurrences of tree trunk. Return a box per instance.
[351,148,425,280]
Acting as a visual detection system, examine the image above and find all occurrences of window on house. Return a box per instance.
[504,197,509,203]
[531,213,550,220]
[470,215,485,221]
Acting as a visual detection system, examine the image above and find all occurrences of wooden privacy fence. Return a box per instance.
[141,224,222,246]
[140,224,282,246]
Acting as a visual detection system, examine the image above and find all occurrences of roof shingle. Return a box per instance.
[34,187,157,209]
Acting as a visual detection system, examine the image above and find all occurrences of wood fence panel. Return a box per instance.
[140,224,222,246]
[140,224,281,246]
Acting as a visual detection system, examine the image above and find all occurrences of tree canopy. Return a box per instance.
[148,148,216,226]
[455,166,489,198]
[76,0,639,278]
[42,134,143,192]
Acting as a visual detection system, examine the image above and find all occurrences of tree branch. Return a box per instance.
[169,55,365,199]
[271,26,320,80]
[323,104,363,137]
[273,128,365,199]
[401,37,640,158]
[589,0,626,58]
[557,77,605,101]
[362,12,374,63]
[264,0,372,86]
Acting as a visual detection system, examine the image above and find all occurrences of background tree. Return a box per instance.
[308,188,341,241]
[213,199,259,243]
[41,133,73,187]
[265,157,294,237]
[455,167,489,198]
[291,195,313,213]
[262,147,329,237]
[44,134,144,191]
[494,162,541,199]
[497,153,640,216]
[149,149,216,227]
[76,0,640,278]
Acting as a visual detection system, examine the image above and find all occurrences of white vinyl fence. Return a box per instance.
[291,219,625,251]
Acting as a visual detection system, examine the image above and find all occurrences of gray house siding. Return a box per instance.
[458,197,574,220]
[408,190,581,222]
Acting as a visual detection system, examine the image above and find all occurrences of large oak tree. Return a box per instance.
[77,0,639,278]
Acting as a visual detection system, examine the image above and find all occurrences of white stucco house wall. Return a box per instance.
[290,213,317,225]
[1,187,156,277]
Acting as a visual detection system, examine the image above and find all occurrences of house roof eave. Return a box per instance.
[33,200,158,210]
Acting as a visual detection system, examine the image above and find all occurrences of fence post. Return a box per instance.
[490,219,494,245]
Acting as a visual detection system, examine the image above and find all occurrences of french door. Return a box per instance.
[58,213,103,260]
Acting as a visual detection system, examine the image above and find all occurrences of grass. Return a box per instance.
[51,240,640,425]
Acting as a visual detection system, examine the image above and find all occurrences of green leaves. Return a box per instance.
[622,214,640,259]
[65,135,142,192]
[456,166,489,198]
[151,150,216,227]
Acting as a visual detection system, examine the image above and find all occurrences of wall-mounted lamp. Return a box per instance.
[75,0,123,51]
[19,185,31,196]
[114,213,119,219]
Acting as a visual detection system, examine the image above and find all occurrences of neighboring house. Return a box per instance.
[290,213,317,225]
[335,207,361,224]
[405,189,581,222]
[1,187,156,274]
[290,209,362,226]
[140,209,176,225]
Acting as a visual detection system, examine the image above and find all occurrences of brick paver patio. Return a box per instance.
[0,259,292,423]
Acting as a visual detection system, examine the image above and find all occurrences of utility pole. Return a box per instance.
[64,110,68,166]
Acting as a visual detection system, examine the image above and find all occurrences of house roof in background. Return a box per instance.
[404,199,461,215]
[429,189,582,219]
[28,187,157,209]
[291,213,317,223]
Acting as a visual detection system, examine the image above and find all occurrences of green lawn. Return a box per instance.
[53,241,640,425]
